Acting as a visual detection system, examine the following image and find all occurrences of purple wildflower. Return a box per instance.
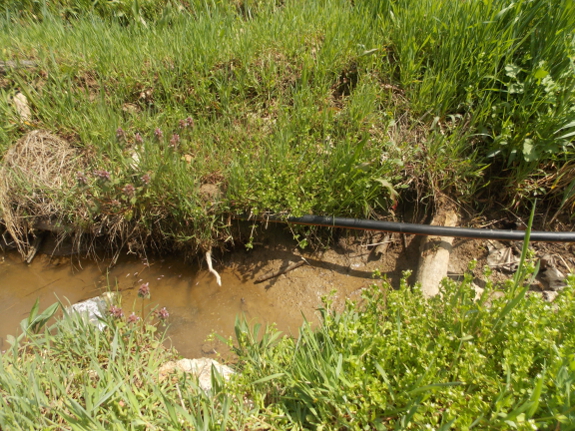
[154,128,163,140]
[93,169,111,181]
[141,173,151,185]
[186,117,194,128]
[179,119,186,129]
[109,305,124,319]
[156,307,169,321]
[116,127,125,140]
[169,134,180,148]
[123,183,135,197]
[138,282,150,299]
[76,172,88,185]
[127,312,140,324]
[135,132,144,144]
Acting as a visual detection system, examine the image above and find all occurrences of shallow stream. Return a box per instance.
[0,225,410,358]
[0,250,313,358]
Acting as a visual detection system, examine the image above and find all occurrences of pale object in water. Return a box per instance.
[67,292,116,330]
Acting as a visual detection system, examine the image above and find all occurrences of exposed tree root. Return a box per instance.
[205,249,221,286]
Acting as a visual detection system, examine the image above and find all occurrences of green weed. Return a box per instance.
[228,272,575,430]
[0,299,253,430]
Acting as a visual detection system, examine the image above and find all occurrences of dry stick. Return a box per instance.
[557,254,573,274]
[0,60,37,72]
[362,240,393,248]
[25,233,45,264]
[255,260,306,284]
[175,383,186,409]
[206,249,222,286]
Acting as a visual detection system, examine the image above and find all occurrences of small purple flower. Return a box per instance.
[156,307,169,321]
[169,134,180,148]
[76,172,88,185]
[123,183,135,197]
[127,312,140,324]
[179,119,186,129]
[135,132,144,144]
[116,127,125,140]
[154,128,163,140]
[186,117,194,128]
[93,169,111,181]
[141,173,151,185]
[109,305,124,319]
[138,282,150,299]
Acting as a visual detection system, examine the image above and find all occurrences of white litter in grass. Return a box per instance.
[67,292,116,330]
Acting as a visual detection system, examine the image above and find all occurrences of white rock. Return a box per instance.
[67,292,115,330]
[130,149,140,169]
[13,92,31,121]
[158,358,234,391]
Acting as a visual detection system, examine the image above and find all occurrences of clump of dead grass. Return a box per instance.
[534,161,575,225]
[0,130,86,256]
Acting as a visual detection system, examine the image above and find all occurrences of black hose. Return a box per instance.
[260,215,575,243]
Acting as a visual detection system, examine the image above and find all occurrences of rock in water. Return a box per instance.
[67,292,116,330]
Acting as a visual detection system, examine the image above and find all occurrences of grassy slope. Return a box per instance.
[0,0,573,253]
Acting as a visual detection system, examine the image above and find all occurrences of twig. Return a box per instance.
[0,60,37,73]
[25,233,45,264]
[255,260,306,284]
[362,240,393,248]
[206,249,221,286]
[175,383,185,409]
[557,254,573,274]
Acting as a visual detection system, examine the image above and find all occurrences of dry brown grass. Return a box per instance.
[0,130,86,256]
[539,161,575,224]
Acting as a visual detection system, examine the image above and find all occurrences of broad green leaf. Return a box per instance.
[251,373,285,385]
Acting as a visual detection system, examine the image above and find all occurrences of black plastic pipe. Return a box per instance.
[259,215,575,243]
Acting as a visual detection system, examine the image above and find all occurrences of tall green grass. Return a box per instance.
[366,0,575,169]
[0,0,573,252]
[0,0,401,252]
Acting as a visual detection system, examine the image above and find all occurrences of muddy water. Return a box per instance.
[0,248,355,358]
[0,226,415,357]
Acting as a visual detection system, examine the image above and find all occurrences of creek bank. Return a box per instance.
[1,212,572,354]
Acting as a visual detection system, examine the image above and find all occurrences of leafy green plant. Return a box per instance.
[228,270,575,429]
